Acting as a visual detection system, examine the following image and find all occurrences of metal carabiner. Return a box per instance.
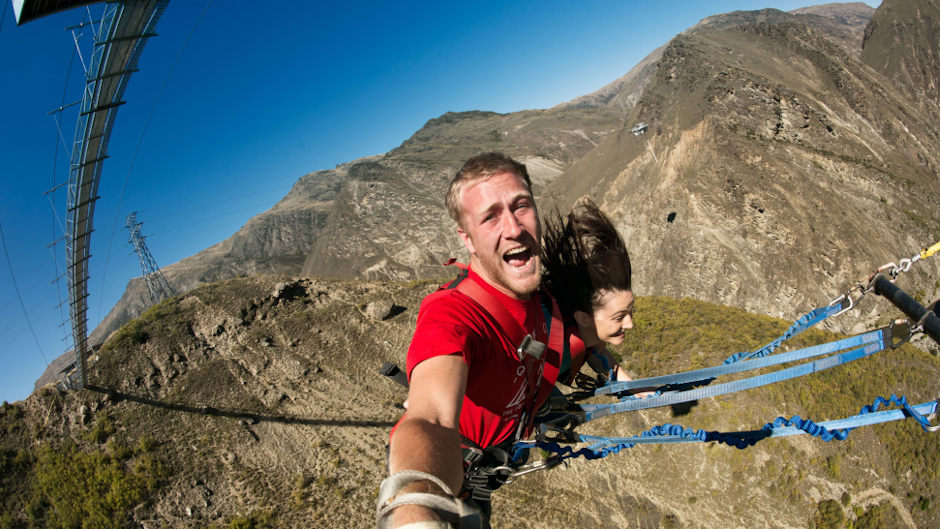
[898,257,915,273]
[829,284,865,317]
[498,456,565,483]
[876,262,901,279]
[885,319,914,349]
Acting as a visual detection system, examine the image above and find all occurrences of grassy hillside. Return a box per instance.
[2,275,939,528]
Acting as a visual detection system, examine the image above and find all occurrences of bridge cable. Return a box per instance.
[0,222,49,365]
[48,42,80,349]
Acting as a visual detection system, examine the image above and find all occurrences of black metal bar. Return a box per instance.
[380,362,409,388]
[88,68,140,82]
[95,32,158,46]
[71,155,109,169]
[871,273,940,345]
[67,196,101,212]
[80,100,125,116]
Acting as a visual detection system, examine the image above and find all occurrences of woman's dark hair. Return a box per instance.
[541,199,632,317]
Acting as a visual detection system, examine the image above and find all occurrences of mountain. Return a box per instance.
[544,0,940,338]
[861,0,940,105]
[13,4,940,526]
[6,275,940,528]
[82,2,906,358]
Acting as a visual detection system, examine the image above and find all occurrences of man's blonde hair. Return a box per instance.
[445,152,532,227]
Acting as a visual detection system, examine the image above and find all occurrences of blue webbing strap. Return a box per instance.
[596,303,845,395]
[724,304,843,363]
[598,330,882,394]
[583,332,886,422]
[764,395,937,437]
[518,395,938,463]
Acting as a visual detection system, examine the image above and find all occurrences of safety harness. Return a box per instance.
[379,261,578,524]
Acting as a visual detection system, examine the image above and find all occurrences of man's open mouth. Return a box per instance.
[503,247,532,267]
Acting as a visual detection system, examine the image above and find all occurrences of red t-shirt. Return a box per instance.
[404,268,561,449]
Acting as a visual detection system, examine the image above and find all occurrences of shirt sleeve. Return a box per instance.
[405,293,482,380]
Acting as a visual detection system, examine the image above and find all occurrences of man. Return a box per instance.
[378,152,565,529]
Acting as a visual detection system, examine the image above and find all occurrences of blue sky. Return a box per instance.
[0,0,879,403]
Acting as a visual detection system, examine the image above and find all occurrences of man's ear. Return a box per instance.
[573,310,593,329]
[457,226,476,255]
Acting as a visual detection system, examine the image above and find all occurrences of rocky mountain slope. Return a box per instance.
[545,0,940,337]
[78,1,940,363]
[861,0,940,105]
[6,274,940,528]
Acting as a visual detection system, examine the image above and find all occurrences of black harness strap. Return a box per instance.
[460,435,515,502]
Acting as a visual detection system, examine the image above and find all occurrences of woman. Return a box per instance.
[541,198,639,386]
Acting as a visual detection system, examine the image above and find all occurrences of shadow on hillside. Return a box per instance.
[84,385,397,428]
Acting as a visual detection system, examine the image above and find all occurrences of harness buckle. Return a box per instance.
[925,402,940,433]
[517,334,546,360]
[462,446,484,466]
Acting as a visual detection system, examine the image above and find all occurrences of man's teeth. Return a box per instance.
[503,247,531,265]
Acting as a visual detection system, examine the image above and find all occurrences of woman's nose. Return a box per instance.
[622,314,634,330]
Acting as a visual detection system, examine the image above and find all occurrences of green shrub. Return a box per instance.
[29,441,165,529]
[813,499,845,529]
[84,412,116,444]
[855,502,904,529]
[1,402,24,434]
[825,455,841,480]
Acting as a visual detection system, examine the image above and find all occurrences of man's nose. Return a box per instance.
[500,211,524,237]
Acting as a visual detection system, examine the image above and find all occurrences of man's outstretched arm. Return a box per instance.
[386,354,468,526]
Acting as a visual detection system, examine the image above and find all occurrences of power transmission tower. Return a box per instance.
[126,212,174,305]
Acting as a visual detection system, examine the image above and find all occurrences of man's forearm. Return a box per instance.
[386,416,465,526]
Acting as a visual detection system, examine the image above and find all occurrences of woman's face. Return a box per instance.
[576,289,634,347]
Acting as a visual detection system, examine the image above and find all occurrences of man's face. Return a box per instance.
[456,171,542,299]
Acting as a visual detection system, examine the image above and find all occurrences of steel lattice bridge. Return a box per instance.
[16,0,169,388]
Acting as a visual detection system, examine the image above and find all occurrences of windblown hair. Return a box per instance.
[541,199,632,317]
[445,152,532,226]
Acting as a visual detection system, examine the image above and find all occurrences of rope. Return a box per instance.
[920,241,940,260]
[724,304,843,363]
[522,395,939,464]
